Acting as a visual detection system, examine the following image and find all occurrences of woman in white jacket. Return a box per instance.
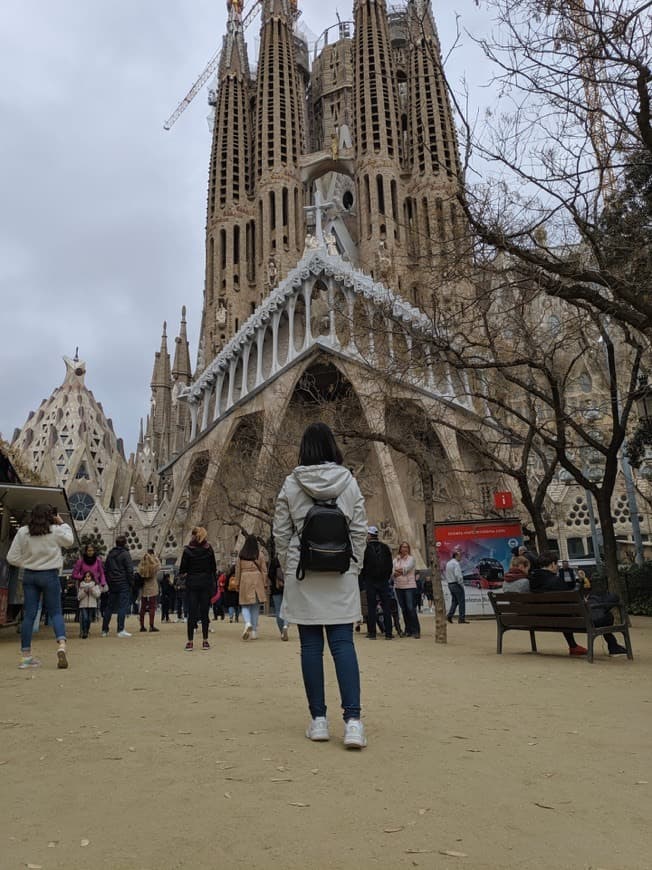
[7,503,74,669]
[273,423,368,749]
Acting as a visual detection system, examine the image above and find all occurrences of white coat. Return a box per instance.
[273,463,367,626]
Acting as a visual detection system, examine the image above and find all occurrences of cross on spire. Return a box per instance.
[304,189,334,246]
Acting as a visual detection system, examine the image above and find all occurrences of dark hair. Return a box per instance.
[28,503,55,537]
[298,422,343,466]
[239,534,259,561]
[539,550,559,568]
[116,535,127,548]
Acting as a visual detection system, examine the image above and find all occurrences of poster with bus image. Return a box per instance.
[435,519,523,617]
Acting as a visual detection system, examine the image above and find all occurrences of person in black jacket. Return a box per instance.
[359,526,395,639]
[101,535,135,637]
[529,551,587,656]
[179,526,217,651]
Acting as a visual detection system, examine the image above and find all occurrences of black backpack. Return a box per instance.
[296,499,356,580]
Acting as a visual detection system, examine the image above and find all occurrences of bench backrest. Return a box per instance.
[488,590,590,631]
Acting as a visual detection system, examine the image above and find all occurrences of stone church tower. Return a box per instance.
[152,0,492,566]
[199,0,462,365]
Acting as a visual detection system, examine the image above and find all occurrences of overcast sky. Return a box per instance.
[0,0,493,455]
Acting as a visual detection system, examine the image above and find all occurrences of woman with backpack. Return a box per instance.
[236,535,268,640]
[273,422,368,750]
[179,527,217,651]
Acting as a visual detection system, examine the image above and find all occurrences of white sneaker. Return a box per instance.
[306,716,330,741]
[251,630,257,640]
[242,623,252,640]
[343,719,367,749]
[117,630,132,638]
[101,631,109,637]
[281,625,289,641]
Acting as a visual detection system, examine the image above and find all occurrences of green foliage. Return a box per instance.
[593,561,652,615]
[625,418,652,468]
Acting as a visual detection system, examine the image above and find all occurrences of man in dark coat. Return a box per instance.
[101,535,134,637]
[529,550,586,656]
[359,526,395,639]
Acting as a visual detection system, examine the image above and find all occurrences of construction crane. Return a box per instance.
[163,0,263,131]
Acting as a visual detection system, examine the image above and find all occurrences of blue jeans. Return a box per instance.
[396,587,421,637]
[21,569,66,651]
[240,601,261,631]
[102,584,130,633]
[448,582,466,620]
[298,624,361,722]
[79,607,95,636]
[271,593,285,633]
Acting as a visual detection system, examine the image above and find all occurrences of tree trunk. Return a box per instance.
[519,485,549,553]
[421,469,447,643]
[594,490,626,601]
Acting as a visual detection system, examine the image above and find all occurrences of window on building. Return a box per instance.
[567,537,585,558]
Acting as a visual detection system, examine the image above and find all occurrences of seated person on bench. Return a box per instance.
[529,551,587,657]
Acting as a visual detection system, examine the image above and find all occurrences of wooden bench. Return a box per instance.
[487,590,633,663]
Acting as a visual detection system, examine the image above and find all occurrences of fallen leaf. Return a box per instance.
[288,802,310,807]
[466,749,481,753]
[48,841,58,847]
[55,737,64,743]
[451,735,469,740]
[0,761,7,766]
[224,792,232,799]
[534,801,555,810]
[527,742,538,746]
[26,864,43,869]
[80,838,90,847]
[439,850,467,858]
[276,766,286,772]
[128,747,136,752]
[406,849,434,854]
[384,826,404,833]
[271,778,293,782]
[178,730,191,735]
[104,756,123,760]
[635,780,648,785]
[311,769,319,774]
[418,809,430,816]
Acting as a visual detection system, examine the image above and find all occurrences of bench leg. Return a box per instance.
[587,631,595,663]
[623,629,634,660]
[529,630,537,653]
[497,627,504,654]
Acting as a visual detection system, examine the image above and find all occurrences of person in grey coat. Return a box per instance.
[273,422,368,749]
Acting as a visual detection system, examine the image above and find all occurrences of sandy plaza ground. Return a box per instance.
[0,612,650,870]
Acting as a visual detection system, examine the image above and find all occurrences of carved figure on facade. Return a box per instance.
[266,255,279,290]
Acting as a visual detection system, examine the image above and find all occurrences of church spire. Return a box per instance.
[172,306,192,382]
[353,0,403,279]
[255,0,306,283]
[201,0,255,364]
[149,322,172,467]
[405,0,466,307]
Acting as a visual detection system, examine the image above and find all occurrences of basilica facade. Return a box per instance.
[10,0,649,569]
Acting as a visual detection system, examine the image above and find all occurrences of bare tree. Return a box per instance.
[452,0,652,334]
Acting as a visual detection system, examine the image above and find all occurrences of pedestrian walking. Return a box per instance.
[268,555,289,640]
[138,548,161,633]
[7,503,74,669]
[160,570,175,622]
[236,536,268,640]
[393,541,421,638]
[101,536,135,637]
[445,548,468,624]
[223,564,240,622]
[273,422,368,749]
[77,571,102,638]
[179,527,216,651]
[359,525,394,639]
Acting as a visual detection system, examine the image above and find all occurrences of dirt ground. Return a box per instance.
[1,612,650,870]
